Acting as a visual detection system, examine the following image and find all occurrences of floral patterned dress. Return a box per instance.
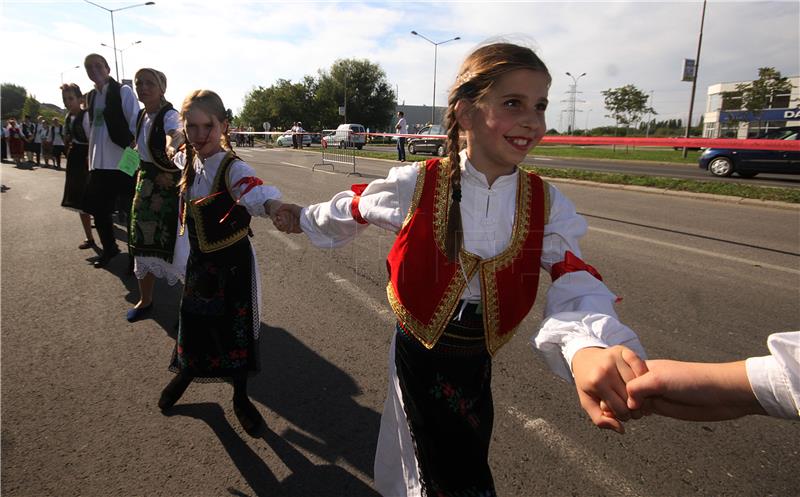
[129,107,186,285]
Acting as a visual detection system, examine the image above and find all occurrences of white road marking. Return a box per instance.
[265,229,302,251]
[280,161,307,169]
[326,272,394,324]
[533,156,554,161]
[507,406,644,497]
[589,226,800,275]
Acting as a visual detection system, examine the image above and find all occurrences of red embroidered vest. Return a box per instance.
[386,158,549,356]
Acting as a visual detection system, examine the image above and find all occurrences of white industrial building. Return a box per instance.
[702,75,800,138]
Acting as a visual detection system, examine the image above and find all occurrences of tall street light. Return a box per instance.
[683,0,707,158]
[84,0,155,81]
[565,71,586,134]
[411,30,460,125]
[101,40,141,81]
[60,65,80,85]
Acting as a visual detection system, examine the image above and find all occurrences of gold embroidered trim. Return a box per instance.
[542,178,551,225]
[432,158,451,252]
[401,162,427,228]
[187,151,249,253]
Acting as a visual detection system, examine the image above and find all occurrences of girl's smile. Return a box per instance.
[460,68,550,184]
[184,108,226,159]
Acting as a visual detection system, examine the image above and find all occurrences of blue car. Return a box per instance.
[698,126,800,178]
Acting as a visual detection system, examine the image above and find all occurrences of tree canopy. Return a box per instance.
[237,58,396,131]
[601,84,655,129]
[735,67,794,123]
[1,83,27,120]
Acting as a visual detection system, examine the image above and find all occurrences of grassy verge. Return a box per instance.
[524,166,800,203]
[531,144,702,163]
[297,146,799,204]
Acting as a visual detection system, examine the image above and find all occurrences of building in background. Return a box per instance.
[393,104,446,133]
[703,76,799,138]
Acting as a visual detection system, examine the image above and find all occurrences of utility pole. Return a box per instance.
[564,72,586,134]
[683,0,707,157]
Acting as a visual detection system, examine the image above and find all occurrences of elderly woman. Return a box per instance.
[127,68,187,322]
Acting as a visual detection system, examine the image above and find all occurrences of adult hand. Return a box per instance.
[571,345,649,434]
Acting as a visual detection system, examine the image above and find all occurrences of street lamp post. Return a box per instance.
[60,65,80,85]
[84,0,155,81]
[565,71,586,134]
[101,40,141,81]
[411,31,460,125]
[682,0,707,158]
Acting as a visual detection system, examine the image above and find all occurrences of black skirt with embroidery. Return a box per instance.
[168,215,259,381]
[395,303,497,497]
[61,143,89,211]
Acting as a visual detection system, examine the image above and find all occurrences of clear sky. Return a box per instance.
[2,0,798,131]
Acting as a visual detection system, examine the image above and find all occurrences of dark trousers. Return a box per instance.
[84,169,136,254]
[397,137,406,161]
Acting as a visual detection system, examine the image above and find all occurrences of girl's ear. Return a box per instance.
[454,99,475,131]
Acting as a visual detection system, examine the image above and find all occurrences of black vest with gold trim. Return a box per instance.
[183,151,251,253]
[135,104,178,171]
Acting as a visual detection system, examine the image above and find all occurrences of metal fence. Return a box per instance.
[313,135,361,176]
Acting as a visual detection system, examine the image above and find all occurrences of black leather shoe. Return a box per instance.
[233,397,265,437]
[93,247,121,268]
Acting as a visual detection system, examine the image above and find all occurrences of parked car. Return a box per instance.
[275,131,311,147]
[407,124,446,156]
[698,126,800,177]
[321,123,366,149]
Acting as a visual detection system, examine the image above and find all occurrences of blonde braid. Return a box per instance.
[444,103,463,263]
[178,134,196,196]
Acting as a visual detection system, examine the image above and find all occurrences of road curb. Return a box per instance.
[542,177,800,211]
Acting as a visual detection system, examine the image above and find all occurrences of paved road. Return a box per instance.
[357,143,800,188]
[2,152,799,497]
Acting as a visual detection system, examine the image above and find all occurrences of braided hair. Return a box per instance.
[443,42,550,262]
[177,89,232,197]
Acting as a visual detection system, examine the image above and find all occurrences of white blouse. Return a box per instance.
[746,331,800,419]
[300,150,645,380]
[176,150,281,214]
[88,80,140,171]
[136,108,181,164]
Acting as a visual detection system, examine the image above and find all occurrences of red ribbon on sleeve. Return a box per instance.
[550,250,604,282]
[191,176,264,224]
[350,183,369,225]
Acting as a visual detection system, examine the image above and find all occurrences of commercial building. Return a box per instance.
[702,75,799,138]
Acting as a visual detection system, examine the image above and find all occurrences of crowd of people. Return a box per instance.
[2,115,67,169]
[5,42,796,497]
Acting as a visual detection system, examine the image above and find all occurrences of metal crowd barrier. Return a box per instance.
[313,133,361,176]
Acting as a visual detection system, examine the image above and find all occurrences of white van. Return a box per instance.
[322,123,366,150]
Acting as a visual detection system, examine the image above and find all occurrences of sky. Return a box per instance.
[2,0,798,131]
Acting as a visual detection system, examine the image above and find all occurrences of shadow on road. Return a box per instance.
[164,324,382,496]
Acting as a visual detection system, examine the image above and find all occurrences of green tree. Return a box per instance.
[735,67,794,130]
[21,95,41,119]
[1,83,27,119]
[316,58,395,130]
[601,84,655,133]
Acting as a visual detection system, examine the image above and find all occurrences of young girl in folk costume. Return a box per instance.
[60,84,96,249]
[278,42,648,496]
[158,89,286,437]
[126,68,187,322]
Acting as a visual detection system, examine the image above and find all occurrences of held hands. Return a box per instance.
[267,200,303,234]
[571,345,649,434]
[624,359,765,421]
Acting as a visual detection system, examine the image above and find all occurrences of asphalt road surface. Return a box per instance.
[2,151,798,497]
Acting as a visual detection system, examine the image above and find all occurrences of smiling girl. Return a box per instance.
[275,42,648,496]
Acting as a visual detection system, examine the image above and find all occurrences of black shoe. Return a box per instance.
[93,247,121,268]
[158,373,192,411]
[233,397,265,437]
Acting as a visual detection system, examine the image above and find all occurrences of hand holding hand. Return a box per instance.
[625,359,764,421]
[269,202,303,234]
[571,345,649,434]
